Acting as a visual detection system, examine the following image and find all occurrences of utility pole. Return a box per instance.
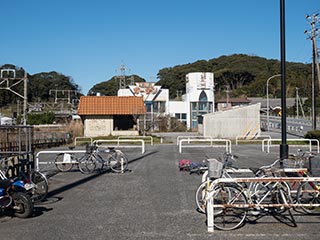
[225,86,230,105]
[0,68,28,125]
[305,13,320,130]
[296,87,299,118]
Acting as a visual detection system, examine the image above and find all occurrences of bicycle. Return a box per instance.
[79,144,129,174]
[54,146,81,172]
[0,157,48,203]
[195,152,239,213]
[196,155,292,230]
[284,150,320,214]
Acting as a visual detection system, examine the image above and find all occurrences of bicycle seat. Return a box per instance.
[68,146,75,150]
[107,147,115,150]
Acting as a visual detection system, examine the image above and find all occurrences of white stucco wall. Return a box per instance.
[203,103,261,139]
[186,72,214,103]
[168,101,188,115]
[84,116,113,137]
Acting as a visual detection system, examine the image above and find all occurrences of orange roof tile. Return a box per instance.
[77,96,146,115]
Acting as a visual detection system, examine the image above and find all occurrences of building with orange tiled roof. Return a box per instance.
[77,96,146,137]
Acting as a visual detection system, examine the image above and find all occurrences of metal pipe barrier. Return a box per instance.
[263,138,320,153]
[206,175,320,233]
[178,138,231,154]
[35,150,86,171]
[118,136,153,145]
[176,136,213,146]
[93,139,145,154]
[235,135,271,145]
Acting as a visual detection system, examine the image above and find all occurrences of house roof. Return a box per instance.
[215,97,251,104]
[77,96,146,115]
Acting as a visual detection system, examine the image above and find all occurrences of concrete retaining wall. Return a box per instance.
[203,103,261,139]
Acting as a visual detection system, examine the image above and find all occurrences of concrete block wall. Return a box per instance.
[84,115,113,137]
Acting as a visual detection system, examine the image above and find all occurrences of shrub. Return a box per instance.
[304,130,320,142]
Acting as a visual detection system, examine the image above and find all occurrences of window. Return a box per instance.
[174,113,187,124]
[199,91,207,101]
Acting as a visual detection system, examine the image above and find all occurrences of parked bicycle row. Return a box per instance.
[52,143,129,174]
[182,149,320,231]
[0,142,131,219]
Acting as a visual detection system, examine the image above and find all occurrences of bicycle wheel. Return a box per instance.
[272,182,292,214]
[54,153,74,172]
[296,181,320,214]
[195,179,214,213]
[211,184,247,231]
[108,151,128,173]
[78,154,96,174]
[30,171,48,202]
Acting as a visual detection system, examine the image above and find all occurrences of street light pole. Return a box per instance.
[266,74,281,131]
[280,0,288,162]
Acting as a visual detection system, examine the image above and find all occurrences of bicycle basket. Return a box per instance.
[207,158,223,178]
[283,156,305,168]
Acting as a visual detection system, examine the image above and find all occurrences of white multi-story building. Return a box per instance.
[170,72,215,129]
[118,72,215,130]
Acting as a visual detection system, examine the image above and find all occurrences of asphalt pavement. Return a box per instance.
[1,142,320,240]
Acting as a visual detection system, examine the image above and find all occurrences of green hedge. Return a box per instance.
[304,130,320,142]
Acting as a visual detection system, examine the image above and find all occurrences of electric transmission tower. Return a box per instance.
[116,63,134,89]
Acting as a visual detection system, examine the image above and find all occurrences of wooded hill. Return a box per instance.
[156,54,312,99]
[0,54,313,108]
[91,54,312,100]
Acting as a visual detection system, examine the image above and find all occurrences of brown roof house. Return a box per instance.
[78,96,146,137]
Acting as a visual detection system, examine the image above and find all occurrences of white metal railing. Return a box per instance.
[93,139,145,154]
[176,135,213,145]
[206,175,320,233]
[178,138,231,153]
[35,150,86,171]
[118,136,153,145]
[74,137,93,146]
[235,135,271,145]
[262,138,320,153]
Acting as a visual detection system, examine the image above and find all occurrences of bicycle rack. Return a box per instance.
[206,175,320,233]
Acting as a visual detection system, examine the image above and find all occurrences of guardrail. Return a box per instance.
[178,138,231,153]
[118,136,153,145]
[235,135,271,145]
[93,139,145,154]
[262,138,320,153]
[206,175,320,233]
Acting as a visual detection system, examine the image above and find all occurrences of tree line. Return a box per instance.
[1,54,315,111]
